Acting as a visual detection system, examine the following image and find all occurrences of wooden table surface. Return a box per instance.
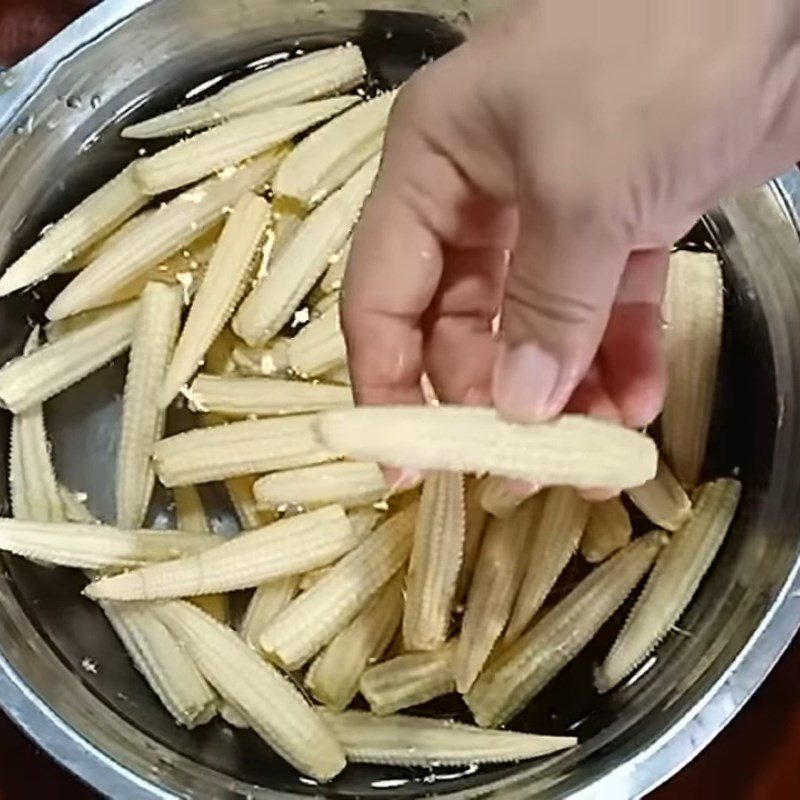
[2,1,800,798]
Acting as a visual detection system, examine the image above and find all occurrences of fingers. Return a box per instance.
[492,196,629,422]
[422,246,506,405]
[599,248,670,428]
[342,192,439,407]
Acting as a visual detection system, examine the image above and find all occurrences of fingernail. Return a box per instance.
[385,467,423,493]
[493,342,564,423]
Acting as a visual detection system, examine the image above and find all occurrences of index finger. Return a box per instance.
[342,181,443,406]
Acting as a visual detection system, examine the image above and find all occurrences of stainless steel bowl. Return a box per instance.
[1,1,800,797]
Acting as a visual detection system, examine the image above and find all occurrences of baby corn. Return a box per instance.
[316,406,658,489]
[155,600,346,781]
[12,330,64,523]
[661,251,724,488]
[223,475,268,531]
[286,306,347,378]
[161,194,271,406]
[322,710,576,766]
[46,153,283,321]
[173,485,228,621]
[467,531,667,727]
[116,284,183,529]
[504,488,589,645]
[8,415,28,520]
[135,97,355,196]
[188,374,352,417]
[319,235,352,295]
[626,458,692,531]
[101,600,216,728]
[306,574,403,710]
[454,477,489,605]
[274,90,396,206]
[231,339,290,377]
[360,644,456,716]
[455,500,539,693]
[0,302,138,413]
[123,45,367,139]
[0,165,146,296]
[85,505,356,600]
[580,497,633,563]
[240,576,299,649]
[234,155,379,346]
[0,519,213,570]
[260,503,416,669]
[595,479,741,694]
[153,414,338,487]
[403,472,465,651]
[479,475,527,519]
[253,461,386,510]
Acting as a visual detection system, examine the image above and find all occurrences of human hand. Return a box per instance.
[342,0,800,428]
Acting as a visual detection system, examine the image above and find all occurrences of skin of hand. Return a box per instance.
[342,0,800,432]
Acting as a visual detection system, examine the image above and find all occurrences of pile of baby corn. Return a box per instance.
[0,45,739,782]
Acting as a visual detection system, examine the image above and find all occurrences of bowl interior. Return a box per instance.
[0,3,792,798]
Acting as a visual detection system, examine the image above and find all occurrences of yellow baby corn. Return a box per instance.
[46,153,282,321]
[320,710,576,766]
[0,519,213,570]
[123,45,367,139]
[223,475,269,531]
[455,499,540,693]
[467,531,667,727]
[155,600,346,781]
[580,497,633,563]
[11,330,64,523]
[306,574,403,711]
[0,165,146,297]
[0,301,138,413]
[172,484,228,622]
[273,90,396,206]
[153,414,338,487]
[316,406,658,489]
[479,475,527,519]
[324,364,351,387]
[259,503,416,669]
[160,194,271,406]
[85,505,356,601]
[234,155,379,346]
[231,339,291,377]
[135,97,354,196]
[188,374,352,417]
[240,576,299,650]
[626,458,692,531]
[116,283,183,529]
[595,479,741,694]
[253,461,386,510]
[403,471,465,651]
[661,251,724,488]
[101,600,216,728]
[504,487,590,645]
[286,306,347,378]
[8,415,28,520]
[58,487,96,525]
[319,235,353,295]
[360,643,456,716]
[456,476,489,603]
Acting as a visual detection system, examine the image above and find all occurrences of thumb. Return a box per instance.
[493,203,629,423]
